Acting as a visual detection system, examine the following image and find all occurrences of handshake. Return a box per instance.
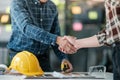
[56,36,79,54]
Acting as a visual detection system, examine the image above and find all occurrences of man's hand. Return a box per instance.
[64,36,76,45]
[64,35,101,52]
[61,59,73,73]
[56,36,77,54]
[64,36,80,49]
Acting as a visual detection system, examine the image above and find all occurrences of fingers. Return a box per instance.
[59,36,77,54]
[57,35,78,54]
[58,41,77,54]
[65,41,77,53]
[63,36,76,45]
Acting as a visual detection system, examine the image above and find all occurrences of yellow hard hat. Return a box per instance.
[9,51,44,76]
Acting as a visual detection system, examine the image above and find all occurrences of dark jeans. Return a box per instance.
[112,43,120,80]
[8,50,52,72]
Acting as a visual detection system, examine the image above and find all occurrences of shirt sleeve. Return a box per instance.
[96,28,109,46]
[96,0,120,46]
[10,0,57,46]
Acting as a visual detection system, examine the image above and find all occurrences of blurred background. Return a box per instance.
[0,0,113,73]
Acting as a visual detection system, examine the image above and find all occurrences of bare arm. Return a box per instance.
[56,36,77,54]
[75,35,101,49]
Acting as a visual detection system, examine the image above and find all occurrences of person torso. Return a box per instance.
[7,0,58,54]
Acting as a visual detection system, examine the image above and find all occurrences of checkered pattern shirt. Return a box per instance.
[7,0,67,60]
[96,0,120,46]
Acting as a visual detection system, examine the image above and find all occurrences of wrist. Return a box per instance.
[56,36,62,45]
[75,40,82,49]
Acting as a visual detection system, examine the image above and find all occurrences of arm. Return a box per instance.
[11,0,76,54]
[74,1,120,49]
[50,10,68,60]
[10,0,57,45]
[64,1,120,53]
[50,10,73,72]
[65,35,101,50]
[75,35,101,49]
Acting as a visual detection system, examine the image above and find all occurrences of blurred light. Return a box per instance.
[51,0,60,5]
[72,22,83,31]
[88,11,98,20]
[71,6,82,14]
[6,7,10,13]
[5,24,12,32]
[1,15,9,23]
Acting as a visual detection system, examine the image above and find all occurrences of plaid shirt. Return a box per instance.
[7,0,67,60]
[96,0,120,46]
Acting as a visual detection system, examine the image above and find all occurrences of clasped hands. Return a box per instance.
[56,36,78,54]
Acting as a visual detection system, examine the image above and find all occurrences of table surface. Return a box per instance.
[0,72,113,80]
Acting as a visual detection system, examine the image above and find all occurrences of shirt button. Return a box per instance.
[38,51,40,54]
[41,40,43,43]
[40,19,43,22]
[40,8,42,10]
[35,2,37,4]
[51,42,54,45]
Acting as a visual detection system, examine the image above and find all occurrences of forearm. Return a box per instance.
[24,24,57,45]
[75,35,101,49]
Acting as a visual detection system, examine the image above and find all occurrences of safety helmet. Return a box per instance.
[8,51,44,76]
